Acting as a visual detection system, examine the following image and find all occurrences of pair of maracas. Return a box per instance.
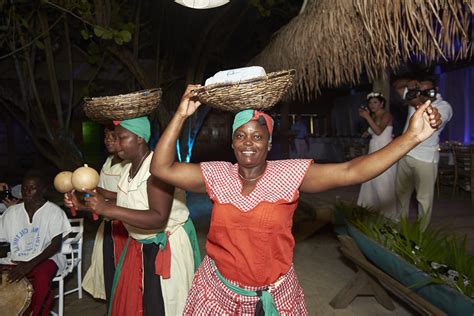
[54,164,100,220]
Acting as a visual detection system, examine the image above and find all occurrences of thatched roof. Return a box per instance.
[252,0,473,100]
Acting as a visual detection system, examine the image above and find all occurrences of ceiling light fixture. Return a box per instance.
[174,0,230,9]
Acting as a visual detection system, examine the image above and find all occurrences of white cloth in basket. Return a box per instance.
[205,66,266,86]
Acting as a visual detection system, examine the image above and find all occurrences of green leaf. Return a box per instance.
[118,30,131,43]
[35,40,45,49]
[19,17,29,29]
[102,29,114,40]
[114,36,123,45]
[121,22,135,33]
[93,26,105,37]
[80,29,89,40]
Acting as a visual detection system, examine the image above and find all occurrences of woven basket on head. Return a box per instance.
[83,88,162,121]
[195,69,296,112]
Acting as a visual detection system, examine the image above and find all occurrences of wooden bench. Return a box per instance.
[330,235,446,315]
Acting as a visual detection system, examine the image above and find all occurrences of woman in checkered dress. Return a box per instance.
[150,85,442,315]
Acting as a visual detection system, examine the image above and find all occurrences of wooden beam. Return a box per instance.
[331,235,447,316]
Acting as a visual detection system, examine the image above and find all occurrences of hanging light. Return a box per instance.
[174,0,229,9]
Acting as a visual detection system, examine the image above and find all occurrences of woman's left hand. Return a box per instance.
[406,100,442,143]
[83,189,107,215]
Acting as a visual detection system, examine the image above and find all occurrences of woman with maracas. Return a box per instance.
[65,117,200,316]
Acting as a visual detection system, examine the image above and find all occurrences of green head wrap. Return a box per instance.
[114,117,151,142]
[232,109,274,142]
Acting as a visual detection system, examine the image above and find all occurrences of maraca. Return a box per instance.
[72,164,100,220]
[53,171,78,216]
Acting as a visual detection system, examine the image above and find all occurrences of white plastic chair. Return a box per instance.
[51,218,84,316]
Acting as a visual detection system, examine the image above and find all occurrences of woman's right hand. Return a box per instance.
[177,84,202,118]
[358,106,370,120]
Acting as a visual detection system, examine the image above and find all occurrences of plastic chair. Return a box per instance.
[51,218,84,316]
[436,145,455,197]
[452,145,474,204]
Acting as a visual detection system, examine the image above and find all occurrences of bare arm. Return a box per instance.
[301,133,417,192]
[82,176,174,230]
[150,85,206,193]
[96,187,117,201]
[301,101,440,193]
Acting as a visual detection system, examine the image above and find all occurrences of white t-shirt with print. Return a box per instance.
[0,201,72,272]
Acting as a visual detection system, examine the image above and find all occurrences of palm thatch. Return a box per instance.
[252,0,473,100]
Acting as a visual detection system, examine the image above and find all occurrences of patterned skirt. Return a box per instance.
[184,256,307,315]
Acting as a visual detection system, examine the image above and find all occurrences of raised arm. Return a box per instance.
[301,101,441,193]
[150,85,206,193]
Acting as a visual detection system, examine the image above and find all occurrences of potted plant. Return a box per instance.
[334,203,474,315]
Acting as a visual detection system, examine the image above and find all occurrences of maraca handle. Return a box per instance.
[84,193,99,221]
[67,192,77,217]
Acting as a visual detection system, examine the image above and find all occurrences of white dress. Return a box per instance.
[116,153,195,316]
[357,126,398,220]
[82,156,128,299]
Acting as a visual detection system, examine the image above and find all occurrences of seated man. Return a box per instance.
[0,172,71,316]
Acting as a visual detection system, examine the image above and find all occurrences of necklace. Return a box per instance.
[238,172,264,182]
[128,151,150,182]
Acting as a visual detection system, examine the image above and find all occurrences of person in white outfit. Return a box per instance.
[395,76,453,231]
[0,172,71,315]
[82,125,128,304]
[65,117,200,316]
[357,92,398,220]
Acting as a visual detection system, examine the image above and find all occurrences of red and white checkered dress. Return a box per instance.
[184,256,307,315]
[184,159,312,315]
[200,159,312,212]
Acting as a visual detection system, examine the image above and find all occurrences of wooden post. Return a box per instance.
[372,68,391,110]
[280,101,290,159]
